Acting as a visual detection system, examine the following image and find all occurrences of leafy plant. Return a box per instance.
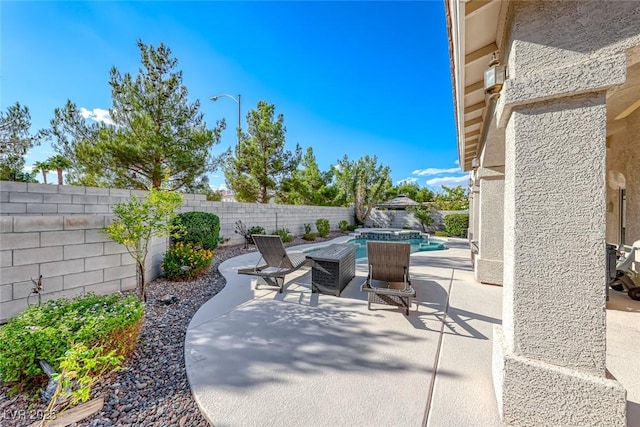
[0,293,143,387]
[162,242,214,280]
[444,213,469,237]
[248,226,266,238]
[409,205,435,231]
[434,231,450,237]
[433,185,469,210]
[315,218,330,237]
[338,220,357,233]
[103,189,183,301]
[172,211,220,250]
[272,228,293,243]
[333,154,392,224]
[44,343,123,418]
[302,224,316,241]
[234,220,266,248]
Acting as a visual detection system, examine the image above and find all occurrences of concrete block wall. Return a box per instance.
[0,181,355,245]
[0,181,354,321]
[0,214,168,322]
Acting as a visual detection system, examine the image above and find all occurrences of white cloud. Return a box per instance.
[80,107,114,125]
[23,165,34,172]
[412,167,461,176]
[426,174,469,188]
[454,159,459,166]
[396,177,418,185]
[209,183,227,191]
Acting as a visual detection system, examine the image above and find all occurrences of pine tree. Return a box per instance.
[48,40,225,190]
[223,101,300,203]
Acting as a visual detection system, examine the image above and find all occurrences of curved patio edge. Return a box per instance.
[184,236,352,424]
[182,235,504,427]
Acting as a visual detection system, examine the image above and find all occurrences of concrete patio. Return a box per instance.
[184,237,640,426]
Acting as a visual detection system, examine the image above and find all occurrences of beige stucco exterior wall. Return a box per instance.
[491,1,638,425]
[475,167,504,285]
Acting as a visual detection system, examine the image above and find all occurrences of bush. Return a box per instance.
[162,242,214,280]
[247,226,266,243]
[172,211,220,250]
[272,228,293,243]
[0,293,143,387]
[409,205,435,232]
[444,213,469,237]
[339,220,357,232]
[316,218,330,237]
[302,224,316,241]
[234,221,266,246]
[434,231,450,237]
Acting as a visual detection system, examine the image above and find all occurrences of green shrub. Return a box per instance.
[302,224,316,241]
[0,293,143,386]
[247,226,266,243]
[434,231,450,237]
[409,205,435,231]
[172,211,220,250]
[316,218,330,237]
[444,213,469,238]
[162,242,214,280]
[272,228,293,243]
[234,221,266,246]
[338,220,357,232]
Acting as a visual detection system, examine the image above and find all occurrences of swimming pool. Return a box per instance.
[348,238,445,259]
[306,238,445,260]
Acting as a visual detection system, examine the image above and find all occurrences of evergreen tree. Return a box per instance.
[48,40,225,190]
[223,101,300,203]
[278,147,338,205]
[0,103,44,182]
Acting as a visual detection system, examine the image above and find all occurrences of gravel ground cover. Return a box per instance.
[0,232,343,427]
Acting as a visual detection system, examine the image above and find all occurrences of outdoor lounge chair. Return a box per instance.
[361,241,415,315]
[237,234,311,293]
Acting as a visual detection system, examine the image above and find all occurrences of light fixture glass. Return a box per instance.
[484,53,506,95]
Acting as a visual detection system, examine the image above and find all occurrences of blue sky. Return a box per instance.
[1,1,465,191]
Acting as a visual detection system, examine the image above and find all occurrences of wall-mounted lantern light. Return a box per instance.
[471,157,479,169]
[484,52,506,96]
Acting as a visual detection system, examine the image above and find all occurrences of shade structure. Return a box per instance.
[376,194,420,210]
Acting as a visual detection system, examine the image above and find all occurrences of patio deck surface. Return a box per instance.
[184,237,640,426]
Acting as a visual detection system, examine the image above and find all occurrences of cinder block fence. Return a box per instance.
[0,181,354,322]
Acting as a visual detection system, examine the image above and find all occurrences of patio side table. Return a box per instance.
[306,244,356,296]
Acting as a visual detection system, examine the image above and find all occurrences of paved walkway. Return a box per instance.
[184,237,640,426]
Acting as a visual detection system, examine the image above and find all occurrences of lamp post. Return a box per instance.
[210,94,241,144]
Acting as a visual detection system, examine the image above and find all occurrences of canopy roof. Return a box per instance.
[377,194,420,209]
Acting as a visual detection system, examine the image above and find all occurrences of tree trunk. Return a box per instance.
[57,168,63,185]
[42,171,48,184]
[137,262,146,302]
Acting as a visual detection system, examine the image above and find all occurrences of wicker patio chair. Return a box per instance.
[237,234,311,293]
[361,241,415,315]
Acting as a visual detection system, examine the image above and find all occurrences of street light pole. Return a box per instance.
[210,93,241,144]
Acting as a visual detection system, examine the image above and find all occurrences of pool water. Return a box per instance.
[349,238,445,259]
[306,238,445,260]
